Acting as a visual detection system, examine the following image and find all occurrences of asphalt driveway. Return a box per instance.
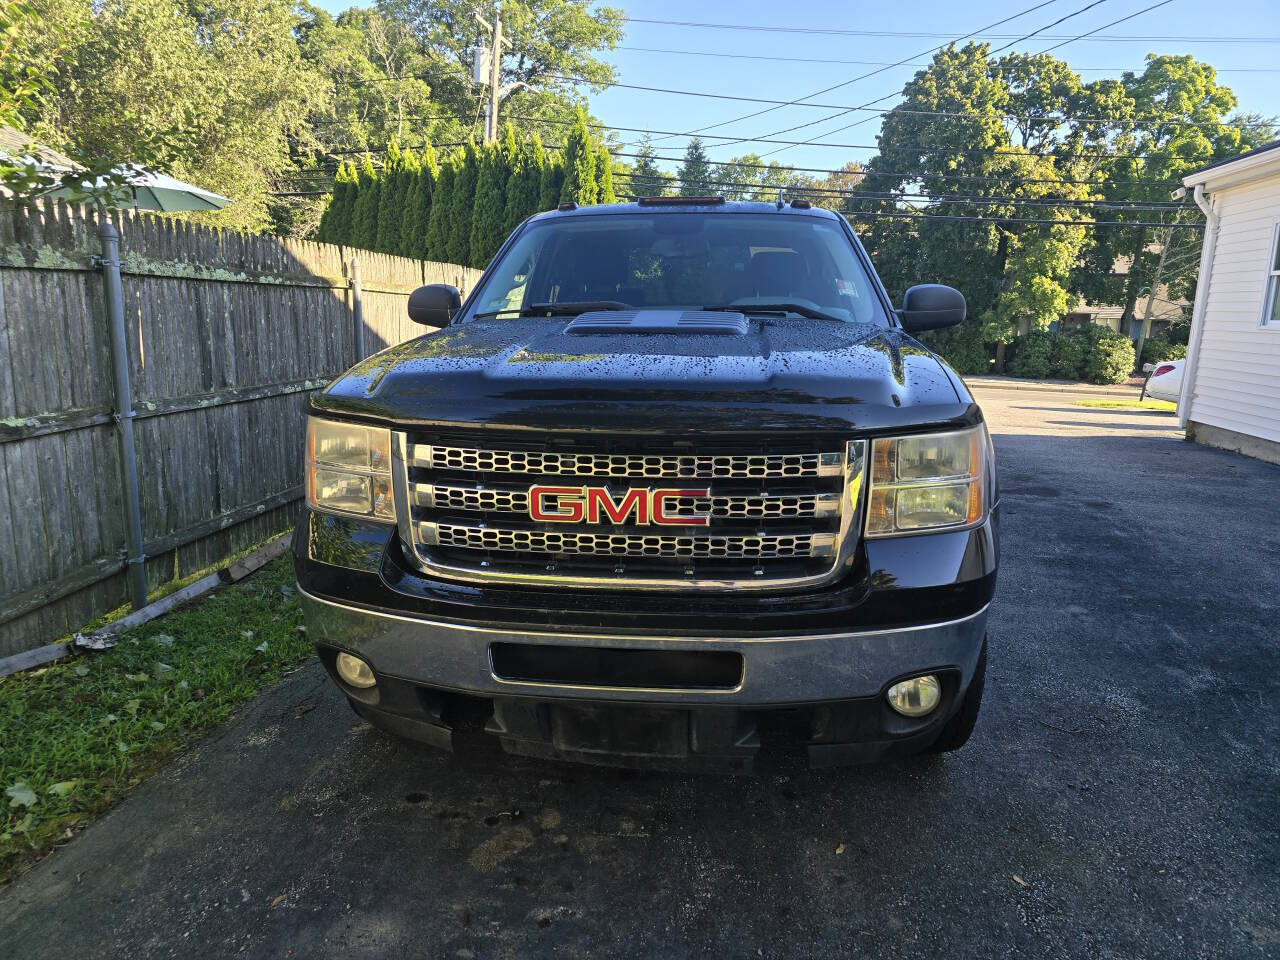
[2,389,1278,959]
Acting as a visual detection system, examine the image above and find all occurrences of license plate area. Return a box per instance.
[489,642,743,691]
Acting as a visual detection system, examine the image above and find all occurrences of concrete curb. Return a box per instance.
[964,376,1143,399]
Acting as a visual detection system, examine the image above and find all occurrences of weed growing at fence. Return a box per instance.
[0,557,311,885]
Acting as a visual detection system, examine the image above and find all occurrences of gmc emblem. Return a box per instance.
[529,485,711,526]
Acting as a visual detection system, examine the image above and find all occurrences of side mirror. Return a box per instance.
[407,284,461,326]
[897,284,966,333]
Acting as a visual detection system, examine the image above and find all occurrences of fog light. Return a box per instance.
[886,675,941,717]
[335,651,377,689]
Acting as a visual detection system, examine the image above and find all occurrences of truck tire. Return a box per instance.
[927,637,986,753]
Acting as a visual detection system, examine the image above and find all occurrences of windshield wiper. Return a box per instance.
[473,300,631,320]
[702,302,843,323]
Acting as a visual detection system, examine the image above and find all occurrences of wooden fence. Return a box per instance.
[0,200,482,657]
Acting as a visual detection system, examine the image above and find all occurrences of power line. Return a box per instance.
[838,210,1204,227]
[750,0,1179,158]
[304,132,1184,183]
[610,45,1280,73]
[989,0,1111,55]
[287,158,1189,209]
[1040,0,1174,53]
[618,16,1278,42]
[607,172,1189,210]
[272,185,1204,229]
[648,0,1061,145]
[529,73,1268,131]
[316,121,1177,160]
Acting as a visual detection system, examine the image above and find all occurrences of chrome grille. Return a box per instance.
[418,445,840,479]
[426,524,832,559]
[394,434,865,592]
[419,483,839,520]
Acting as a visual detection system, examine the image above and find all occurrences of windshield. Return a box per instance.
[465,212,887,325]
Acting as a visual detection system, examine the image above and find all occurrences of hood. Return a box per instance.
[312,317,974,435]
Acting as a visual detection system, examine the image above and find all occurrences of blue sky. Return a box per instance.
[315,0,1280,174]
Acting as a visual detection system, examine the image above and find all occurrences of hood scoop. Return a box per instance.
[565,309,749,336]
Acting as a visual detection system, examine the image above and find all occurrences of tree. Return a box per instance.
[374,0,623,136]
[678,137,713,195]
[317,159,357,244]
[470,141,509,267]
[596,143,615,203]
[375,137,404,252]
[504,132,545,231]
[19,0,318,232]
[627,134,668,197]
[351,155,380,249]
[853,44,1097,370]
[560,108,597,205]
[403,143,437,258]
[295,3,439,154]
[711,154,793,202]
[1074,55,1273,333]
[424,155,454,261]
[447,144,477,264]
[538,155,563,211]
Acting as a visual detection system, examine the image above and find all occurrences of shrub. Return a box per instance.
[1007,330,1054,378]
[1049,331,1088,379]
[1140,334,1188,367]
[1080,326,1135,384]
[923,324,991,375]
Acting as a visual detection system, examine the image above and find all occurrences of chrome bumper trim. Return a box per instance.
[299,586,989,706]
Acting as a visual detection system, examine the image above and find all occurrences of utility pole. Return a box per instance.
[1134,209,1195,367]
[474,4,512,143]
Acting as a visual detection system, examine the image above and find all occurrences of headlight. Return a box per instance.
[306,417,394,521]
[865,425,988,537]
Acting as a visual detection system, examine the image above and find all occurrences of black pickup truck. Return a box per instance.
[293,198,998,771]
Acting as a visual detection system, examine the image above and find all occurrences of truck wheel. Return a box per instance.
[927,637,986,753]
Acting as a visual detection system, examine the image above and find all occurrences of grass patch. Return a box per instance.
[0,556,310,885]
[1074,398,1176,411]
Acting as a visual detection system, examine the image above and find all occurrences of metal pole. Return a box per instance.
[1134,225,1173,370]
[350,256,365,361]
[97,217,148,610]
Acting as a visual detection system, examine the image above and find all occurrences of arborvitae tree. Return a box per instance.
[678,137,713,196]
[395,150,421,257]
[596,143,616,203]
[336,160,360,244]
[499,122,519,176]
[447,144,479,265]
[425,157,454,262]
[504,132,545,231]
[560,108,597,205]
[538,155,563,211]
[470,141,509,268]
[315,160,348,243]
[405,145,437,259]
[351,155,380,250]
[375,138,403,252]
[630,135,667,197]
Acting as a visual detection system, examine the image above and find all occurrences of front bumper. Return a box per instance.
[301,588,988,768]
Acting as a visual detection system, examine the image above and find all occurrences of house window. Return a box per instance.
[1264,223,1280,328]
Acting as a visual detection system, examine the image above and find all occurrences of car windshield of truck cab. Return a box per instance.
[467,212,887,326]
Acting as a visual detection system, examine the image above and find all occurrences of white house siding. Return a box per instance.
[1187,173,1280,445]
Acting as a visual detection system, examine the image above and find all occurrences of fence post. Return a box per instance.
[96,217,149,610]
[350,256,364,362]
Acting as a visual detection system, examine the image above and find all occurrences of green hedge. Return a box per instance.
[923,324,991,376]
[1007,330,1053,378]
[1049,333,1088,379]
[1006,326,1136,384]
[1140,334,1189,367]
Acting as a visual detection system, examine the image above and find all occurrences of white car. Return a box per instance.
[1143,359,1185,403]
